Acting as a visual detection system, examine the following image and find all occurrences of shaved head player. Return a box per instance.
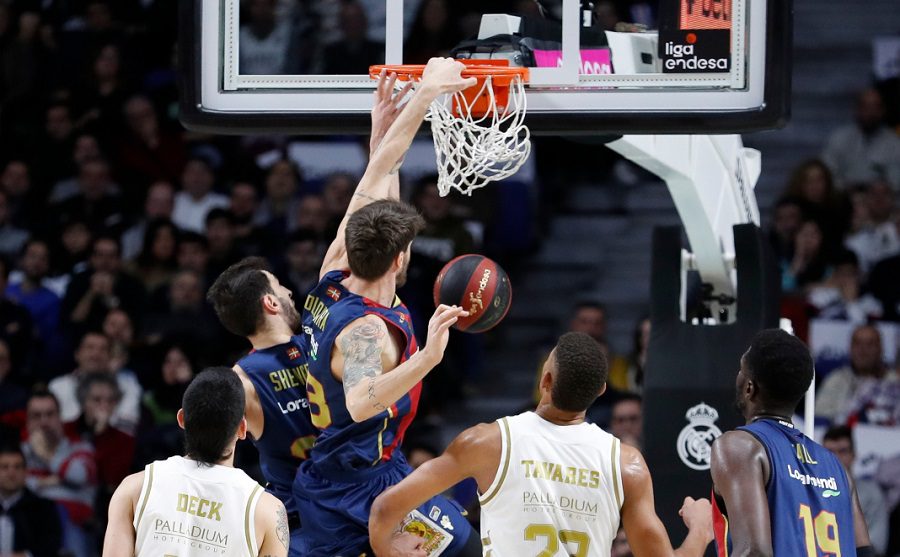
[369,332,714,557]
[710,329,873,557]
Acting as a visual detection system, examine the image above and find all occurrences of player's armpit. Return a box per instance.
[102,472,143,557]
[369,423,498,557]
[709,431,773,557]
[255,494,288,557]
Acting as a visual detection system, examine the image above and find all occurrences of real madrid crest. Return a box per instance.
[676,402,722,470]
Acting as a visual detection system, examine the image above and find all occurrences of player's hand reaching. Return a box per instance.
[370,70,414,154]
[678,496,714,543]
[383,531,427,557]
[421,304,468,367]
[420,57,477,96]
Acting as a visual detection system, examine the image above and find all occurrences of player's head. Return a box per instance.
[737,329,814,419]
[178,367,246,466]
[540,332,608,413]
[345,199,424,286]
[207,256,300,337]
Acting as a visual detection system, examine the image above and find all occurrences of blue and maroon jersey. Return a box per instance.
[301,270,420,472]
[238,336,318,515]
[713,419,856,557]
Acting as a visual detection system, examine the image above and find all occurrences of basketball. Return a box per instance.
[433,254,512,333]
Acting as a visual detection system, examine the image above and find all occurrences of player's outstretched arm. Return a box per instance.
[319,71,412,279]
[709,431,773,557]
[255,493,289,557]
[318,59,475,279]
[620,444,713,557]
[102,471,143,557]
[337,304,466,423]
[369,423,500,556]
[845,466,874,552]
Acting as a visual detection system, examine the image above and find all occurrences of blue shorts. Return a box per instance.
[293,454,474,557]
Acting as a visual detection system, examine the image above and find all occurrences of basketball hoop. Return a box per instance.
[370,60,531,197]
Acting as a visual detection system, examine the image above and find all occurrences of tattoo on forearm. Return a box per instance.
[368,377,387,411]
[354,191,378,202]
[340,323,386,403]
[275,506,289,550]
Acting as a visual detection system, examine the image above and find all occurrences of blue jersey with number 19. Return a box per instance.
[712,418,856,557]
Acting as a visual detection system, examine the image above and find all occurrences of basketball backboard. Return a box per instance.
[180,0,791,134]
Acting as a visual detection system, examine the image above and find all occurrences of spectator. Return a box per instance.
[33,103,77,187]
[0,190,29,260]
[768,196,806,263]
[6,239,62,345]
[0,258,35,375]
[60,235,145,335]
[47,331,142,432]
[0,339,28,426]
[72,44,131,141]
[781,219,832,294]
[141,270,223,355]
[125,218,178,292]
[174,232,211,284]
[52,158,124,236]
[254,159,302,239]
[806,250,882,323]
[0,444,64,557]
[21,391,96,543]
[293,193,329,242]
[594,0,622,31]
[868,251,900,322]
[48,134,105,203]
[100,309,135,374]
[229,180,262,251]
[321,1,384,74]
[844,179,900,273]
[239,0,293,75]
[816,324,896,423]
[782,159,851,247]
[116,95,186,196]
[609,393,643,448]
[822,426,888,554]
[0,160,38,228]
[281,229,322,298]
[204,208,243,279]
[1,11,55,140]
[65,373,135,507]
[822,87,900,189]
[135,342,193,466]
[609,316,650,394]
[841,369,900,427]
[568,301,608,343]
[121,181,175,261]
[171,157,228,233]
[321,172,354,234]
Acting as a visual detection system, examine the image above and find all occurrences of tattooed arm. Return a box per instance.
[336,305,466,423]
[255,493,288,557]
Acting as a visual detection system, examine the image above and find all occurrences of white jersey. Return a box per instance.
[479,412,623,557]
[133,456,264,557]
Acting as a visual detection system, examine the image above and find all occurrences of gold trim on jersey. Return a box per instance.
[135,462,155,530]
[244,484,262,557]
[371,417,390,465]
[611,439,622,509]
[480,418,511,506]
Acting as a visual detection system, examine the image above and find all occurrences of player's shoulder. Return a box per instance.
[710,429,766,476]
[336,313,390,341]
[114,469,147,502]
[453,421,501,450]
[256,490,285,514]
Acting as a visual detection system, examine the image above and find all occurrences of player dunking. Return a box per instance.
[292,58,481,556]
[368,332,714,557]
[205,73,410,555]
[710,329,874,557]
[103,368,288,557]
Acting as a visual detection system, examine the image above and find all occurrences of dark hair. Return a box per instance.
[345,199,424,280]
[287,228,318,246]
[138,218,179,268]
[832,249,859,268]
[76,371,121,406]
[0,444,25,461]
[744,329,814,408]
[785,159,836,202]
[92,234,122,256]
[551,332,608,412]
[205,208,236,227]
[27,388,60,412]
[179,231,209,250]
[572,301,606,316]
[206,257,274,337]
[823,425,853,450]
[182,367,245,465]
[613,393,642,410]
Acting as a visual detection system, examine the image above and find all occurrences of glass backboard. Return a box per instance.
[179,0,791,134]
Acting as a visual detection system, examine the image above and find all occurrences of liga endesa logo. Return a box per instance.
[663,32,730,72]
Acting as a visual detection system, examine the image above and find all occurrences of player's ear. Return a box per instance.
[597,383,607,397]
[261,293,279,315]
[237,417,247,441]
[176,408,186,430]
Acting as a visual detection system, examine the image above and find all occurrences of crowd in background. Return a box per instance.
[1,0,899,556]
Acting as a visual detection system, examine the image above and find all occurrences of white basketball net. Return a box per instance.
[421,75,531,197]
